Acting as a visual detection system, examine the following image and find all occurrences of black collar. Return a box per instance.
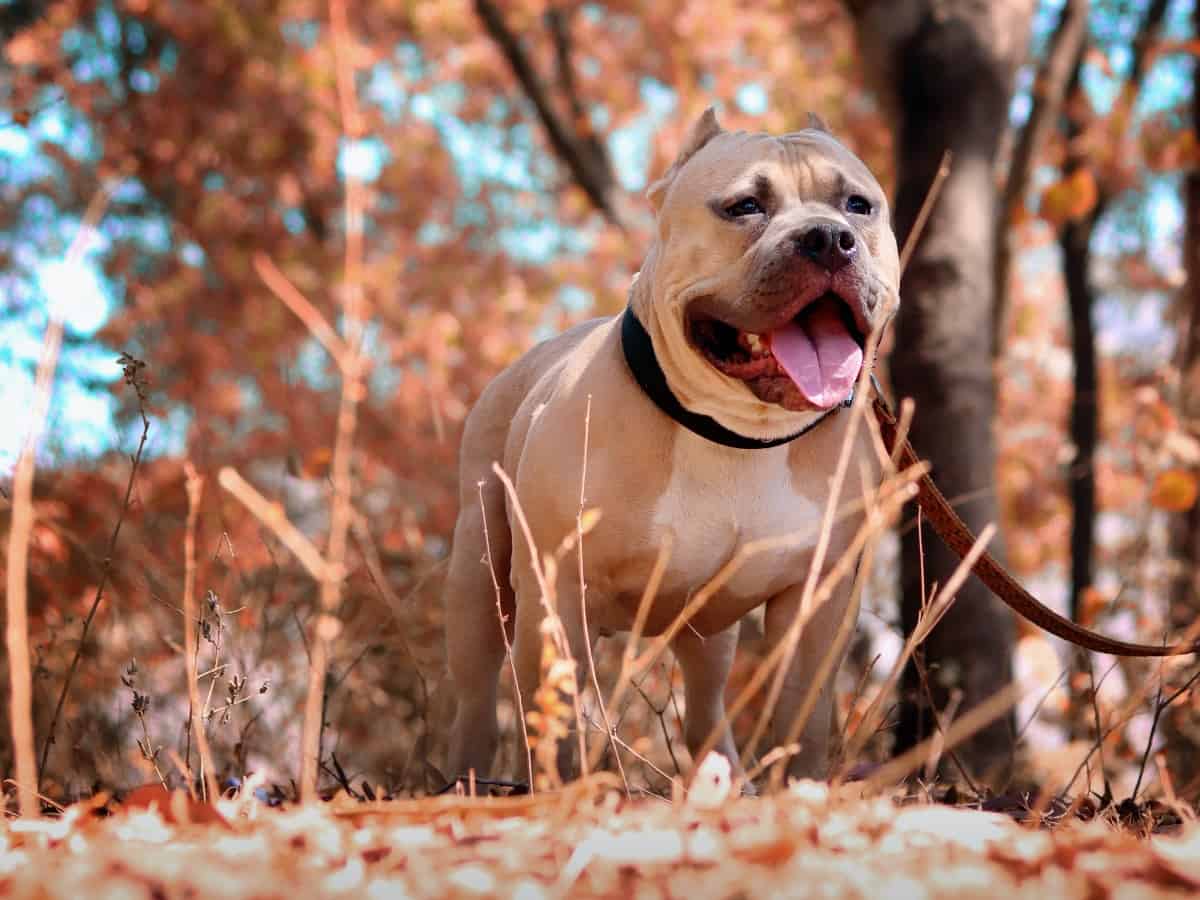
[619,306,850,450]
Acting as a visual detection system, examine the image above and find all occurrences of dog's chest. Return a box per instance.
[647,435,821,601]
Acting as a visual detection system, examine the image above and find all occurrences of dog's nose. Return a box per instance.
[795,221,857,272]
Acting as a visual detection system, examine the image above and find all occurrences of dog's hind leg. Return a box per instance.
[444,471,514,783]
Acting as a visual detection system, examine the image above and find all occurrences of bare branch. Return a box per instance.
[475,0,624,227]
[216,467,330,582]
[993,0,1090,355]
[253,252,350,370]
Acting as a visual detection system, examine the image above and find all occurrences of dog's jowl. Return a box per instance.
[443,109,901,787]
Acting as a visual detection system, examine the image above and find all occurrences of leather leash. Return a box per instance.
[872,389,1200,657]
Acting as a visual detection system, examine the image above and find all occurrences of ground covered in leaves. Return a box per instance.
[4,774,1200,899]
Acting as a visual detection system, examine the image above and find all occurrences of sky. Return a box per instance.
[1,0,1196,476]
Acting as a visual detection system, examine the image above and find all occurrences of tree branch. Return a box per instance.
[1057,0,1170,620]
[993,0,1090,356]
[475,0,624,227]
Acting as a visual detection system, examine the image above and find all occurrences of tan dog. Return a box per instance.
[443,109,900,786]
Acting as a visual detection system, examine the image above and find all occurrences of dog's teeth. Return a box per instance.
[745,332,763,354]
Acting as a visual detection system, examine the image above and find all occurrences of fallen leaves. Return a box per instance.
[2,780,1199,899]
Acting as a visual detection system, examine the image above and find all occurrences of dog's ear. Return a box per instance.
[806,111,831,134]
[646,107,724,210]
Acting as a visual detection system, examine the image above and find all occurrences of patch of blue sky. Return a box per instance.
[294,336,338,393]
[180,241,205,268]
[282,207,307,235]
[498,220,587,263]
[1096,288,1175,363]
[338,136,388,182]
[128,68,158,94]
[281,19,320,50]
[366,65,409,122]
[557,284,593,314]
[608,77,677,192]
[357,322,406,402]
[736,83,769,116]
[40,255,111,335]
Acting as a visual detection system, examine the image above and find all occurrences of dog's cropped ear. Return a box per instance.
[646,107,724,210]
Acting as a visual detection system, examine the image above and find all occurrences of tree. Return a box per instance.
[847,0,1036,781]
[1054,0,1169,622]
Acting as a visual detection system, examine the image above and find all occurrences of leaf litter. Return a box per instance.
[4,763,1200,899]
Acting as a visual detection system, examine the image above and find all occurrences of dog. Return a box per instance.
[442,109,900,787]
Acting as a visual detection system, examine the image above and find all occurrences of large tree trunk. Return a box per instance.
[848,0,1034,781]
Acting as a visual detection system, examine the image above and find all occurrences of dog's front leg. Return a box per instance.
[762,577,856,782]
[672,624,742,776]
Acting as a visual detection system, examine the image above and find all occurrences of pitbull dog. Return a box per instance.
[443,109,900,785]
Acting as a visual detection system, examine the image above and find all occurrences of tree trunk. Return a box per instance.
[1062,210,1100,621]
[1170,2,1200,629]
[1163,0,1200,793]
[848,0,1034,782]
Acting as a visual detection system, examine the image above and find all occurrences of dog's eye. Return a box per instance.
[845,194,873,216]
[725,197,764,218]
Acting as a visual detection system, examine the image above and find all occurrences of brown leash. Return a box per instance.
[872,391,1200,657]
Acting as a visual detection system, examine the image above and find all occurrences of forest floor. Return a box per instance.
[3,770,1200,899]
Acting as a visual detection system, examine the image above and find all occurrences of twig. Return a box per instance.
[216,468,329,581]
[589,535,672,772]
[183,464,219,802]
[630,676,683,777]
[1083,652,1110,796]
[477,481,534,793]
[38,356,148,788]
[491,462,589,785]
[899,150,951,274]
[863,682,1024,792]
[253,252,350,369]
[1133,667,1200,800]
[574,395,629,795]
[841,524,996,769]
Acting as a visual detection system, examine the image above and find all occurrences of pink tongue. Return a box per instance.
[768,300,863,409]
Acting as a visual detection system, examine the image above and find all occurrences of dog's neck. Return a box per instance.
[619,306,847,450]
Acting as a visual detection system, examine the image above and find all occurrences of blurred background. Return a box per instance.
[4,0,1200,805]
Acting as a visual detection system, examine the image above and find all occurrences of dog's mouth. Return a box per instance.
[689,292,865,411]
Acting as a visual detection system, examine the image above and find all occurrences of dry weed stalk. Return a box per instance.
[861,681,1024,792]
[7,191,109,816]
[839,524,996,771]
[477,482,534,790]
[573,395,629,794]
[183,464,219,801]
[217,0,368,802]
[491,462,591,791]
[39,351,150,787]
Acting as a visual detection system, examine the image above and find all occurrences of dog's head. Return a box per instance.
[632,109,899,440]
